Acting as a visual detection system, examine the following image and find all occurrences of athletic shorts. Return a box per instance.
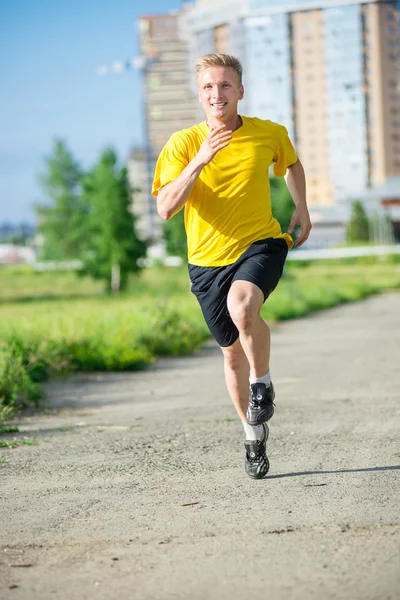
[188,237,288,348]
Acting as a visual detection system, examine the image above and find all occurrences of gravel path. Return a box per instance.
[1,293,399,600]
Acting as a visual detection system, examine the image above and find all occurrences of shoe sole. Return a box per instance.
[245,455,270,479]
[246,405,274,426]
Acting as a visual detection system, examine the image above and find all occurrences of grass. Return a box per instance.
[0,440,19,448]
[0,263,190,303]
[0,264,104,302]
[0,258,399,422]
[0,439,38,448]
[0,425,19,434]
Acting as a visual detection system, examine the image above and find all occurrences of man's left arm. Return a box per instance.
[284,159,312,248]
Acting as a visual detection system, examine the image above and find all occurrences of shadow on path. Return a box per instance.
[268,465,400,479]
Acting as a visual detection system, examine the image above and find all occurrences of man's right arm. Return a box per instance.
[156,155,206,221]
[156,125,232,221]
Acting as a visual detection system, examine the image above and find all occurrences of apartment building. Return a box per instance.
[180,0,400,209]
[133,12,197,241]
[127,148,148,241]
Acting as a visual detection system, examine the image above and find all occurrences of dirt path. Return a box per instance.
[1,293,399,600]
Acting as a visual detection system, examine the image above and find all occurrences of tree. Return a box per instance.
[81,148,147,292]
[35,139,86,260]
[346,200,370,243]
[270,175,295,232]
[164,207,187,261]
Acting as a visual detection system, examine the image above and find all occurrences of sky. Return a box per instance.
[0,0,184,224]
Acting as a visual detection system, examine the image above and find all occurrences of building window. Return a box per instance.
[213,24,229,53]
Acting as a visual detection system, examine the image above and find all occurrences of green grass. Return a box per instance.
[0,425,19,434]
[0,264,104,302]
[0,440,19,448]
[0,263,190,303]
[0,439,38,448]
[1,259,400,422]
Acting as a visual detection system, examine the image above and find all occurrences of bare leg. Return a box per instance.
[227,280,270,378]
[220,338,250,422]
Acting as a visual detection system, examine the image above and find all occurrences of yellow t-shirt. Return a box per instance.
[152,116,297,267]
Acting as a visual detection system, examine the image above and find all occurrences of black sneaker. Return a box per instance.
[246,382,275,426]
[244,423,270,479]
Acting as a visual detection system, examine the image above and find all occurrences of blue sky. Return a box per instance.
[0,0,184,224]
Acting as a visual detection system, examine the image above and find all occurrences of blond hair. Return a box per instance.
[195,53,243,85]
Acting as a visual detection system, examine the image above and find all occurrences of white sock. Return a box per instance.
[242,421,264,441]
[249,370,271,387]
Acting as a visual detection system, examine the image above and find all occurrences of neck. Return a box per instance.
[206,115,242,132]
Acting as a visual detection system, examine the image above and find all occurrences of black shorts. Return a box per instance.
[188,237,288,348]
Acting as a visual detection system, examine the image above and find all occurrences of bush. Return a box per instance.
[0,344,42,421]
[137,304,209,356]
[69,336,153,371]
[8,337,73,382]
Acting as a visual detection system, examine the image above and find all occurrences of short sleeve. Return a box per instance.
[152,133,189,196]
[272,125,297,177]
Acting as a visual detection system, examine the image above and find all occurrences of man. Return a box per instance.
[152,53,311,479]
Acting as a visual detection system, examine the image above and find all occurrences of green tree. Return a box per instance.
[164,207,187,261]
[35,139,86,260]
[270,175,295,231]
[81,148,147,292]
[346,200,370,243]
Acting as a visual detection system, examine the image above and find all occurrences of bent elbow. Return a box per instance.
[157,190,172,220]
[157,204,172,221]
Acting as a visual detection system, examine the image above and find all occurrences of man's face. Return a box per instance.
[197,66,244,121]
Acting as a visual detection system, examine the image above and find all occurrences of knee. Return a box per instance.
[228,298,256,332]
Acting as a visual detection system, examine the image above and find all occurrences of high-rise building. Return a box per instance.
[180,0,400,210]
[133,12,198,241]
[127,147,148,241]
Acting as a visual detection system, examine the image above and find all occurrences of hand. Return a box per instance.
[197,124,232,166]
[287,208,312,248]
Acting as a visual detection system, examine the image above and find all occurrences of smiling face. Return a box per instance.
[197,66,244,124]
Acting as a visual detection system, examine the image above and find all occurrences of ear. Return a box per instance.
[239,85,244,100]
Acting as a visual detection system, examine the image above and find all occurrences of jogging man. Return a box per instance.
[152,53,312,478]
